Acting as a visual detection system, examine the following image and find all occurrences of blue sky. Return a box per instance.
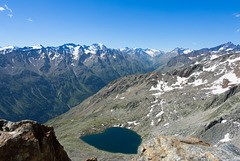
[0,0,240,51]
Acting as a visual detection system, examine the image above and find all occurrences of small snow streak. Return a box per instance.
[219,133,231,143]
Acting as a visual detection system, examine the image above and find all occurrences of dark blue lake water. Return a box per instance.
[81,127,142,154]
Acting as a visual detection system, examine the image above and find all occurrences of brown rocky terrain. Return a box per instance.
[0,120,70,161]
[134,136,240,161]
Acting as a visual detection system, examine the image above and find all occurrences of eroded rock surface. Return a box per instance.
[0,120,70,161]
[134,136,240,161]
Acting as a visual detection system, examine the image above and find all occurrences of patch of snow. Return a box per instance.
[221,120,227,123]
[0,46,14,52]
[156,111,164,117]
[228,57,240,63]
[183,49,193,54]
[210,55,220,60]
[100,53,106,58]
[144,48,161,57]
[127,121,140,126]
[210,72,240,94]
[84,49,96,54]
[203,64,218,72]
[226,48,233,51]
[151,120,154,126]
[189,79,208,87]
[219,133,231,143]
[31,44,42,50]
[150,77,187,96]
[151,104,157,108]
[147,107,154,117]
[219,47,226,51]
[51,53,60,60]
[150,108,154,113]
[211,87,229,95]
[164,123,169,127]
[195,61,200,65]
[188,57,194,60]
[175,76,188,86]
[72,46,80,60]
[211,51,218,54]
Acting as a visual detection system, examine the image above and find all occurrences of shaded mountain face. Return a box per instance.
[0,43,177,123]
[47,47,240,160]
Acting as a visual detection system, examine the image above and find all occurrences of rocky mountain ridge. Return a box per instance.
[0,120,70,161]
[159,41,240,73]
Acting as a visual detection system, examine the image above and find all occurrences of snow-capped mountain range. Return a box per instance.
[0,42,240,123]
[1,42,238,65]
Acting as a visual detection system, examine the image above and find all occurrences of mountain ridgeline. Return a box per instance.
[0,43,187,123]
[1,42,239,123]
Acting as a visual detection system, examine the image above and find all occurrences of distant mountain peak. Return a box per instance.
[0,45,18,51]
[30,44,44,49]
[90,43,107,50]
[170,47,193,55]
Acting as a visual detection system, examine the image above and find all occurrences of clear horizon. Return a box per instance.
[0,0,240,51]
[0,41,238,53]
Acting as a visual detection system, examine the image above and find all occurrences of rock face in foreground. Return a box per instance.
[134,136,240,161]
[0,120,70,161]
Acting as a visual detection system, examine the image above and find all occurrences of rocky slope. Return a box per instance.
[134,136,240,161]
[0,120,70,161]
[47,48,240,160]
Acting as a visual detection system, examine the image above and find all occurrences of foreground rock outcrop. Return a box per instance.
[134,136,240,161]
[0,120,70,161]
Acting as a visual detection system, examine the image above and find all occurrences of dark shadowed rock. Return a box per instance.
[0,120,70,161]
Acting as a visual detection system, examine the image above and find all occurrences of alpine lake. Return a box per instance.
[81,127,142,154]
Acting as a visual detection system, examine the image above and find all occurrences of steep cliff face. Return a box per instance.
[0,120,70,161]
[134,136,240,161]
